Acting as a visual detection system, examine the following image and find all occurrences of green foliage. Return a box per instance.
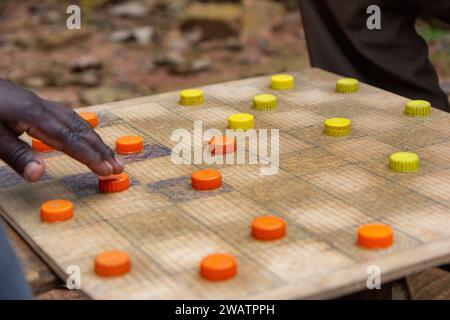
[417,25,448,42]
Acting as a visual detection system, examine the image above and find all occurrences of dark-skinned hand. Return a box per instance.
[0,79,124,181]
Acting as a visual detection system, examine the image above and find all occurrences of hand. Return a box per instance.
[0,79,124,182]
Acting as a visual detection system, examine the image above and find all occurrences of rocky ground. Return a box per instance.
[0,0,446,108]
[0,0,307,107]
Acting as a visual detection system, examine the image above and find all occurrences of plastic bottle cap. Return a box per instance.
[192,169,222,190]
[79,111,99,127]
[404,100,431,117]
[40,200,74,223]
[227,113,254,130]
[389,152,419,172]
[324,118,352,136]
[116,136,144,154]
[200,253,237,281]
[99,173,130,193]
[209,136,236,155]
[336,78,360,93]
[358,223,394,249]
[253,94,277,111]
[271,74,295,90]
[179,89,205,106]
[32,138,54,153]
[94,250,131,277]
[252,215,286,241]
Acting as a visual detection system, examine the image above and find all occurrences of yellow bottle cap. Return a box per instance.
[271,74,295,90]
[324,118,352,136]
[389,152,419,172]
[227,113,254,130]
[253,94,277,111]
[336,78,359,93]
[404,100,431,117]
[179,89,204,106]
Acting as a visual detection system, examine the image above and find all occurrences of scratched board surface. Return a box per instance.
[1,68,450,299]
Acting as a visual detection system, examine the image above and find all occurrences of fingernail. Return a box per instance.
[103,161,113,174]
[24,162,44,182]
[115,157,124,168]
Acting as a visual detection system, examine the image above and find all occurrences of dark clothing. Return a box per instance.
[299,0,450,111]
[0,221,32,299]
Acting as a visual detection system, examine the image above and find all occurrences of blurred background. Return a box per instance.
[0,0,448,108]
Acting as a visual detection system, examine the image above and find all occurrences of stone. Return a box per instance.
[109,1,148,18]
[110,26,154,44]
[180,3,242,39]
[133,26,154,45]
[80,87,135,105]
[70,56,102,73]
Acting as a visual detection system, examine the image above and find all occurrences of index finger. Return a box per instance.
[28,101,124,176]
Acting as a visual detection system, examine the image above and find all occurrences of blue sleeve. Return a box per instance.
[0,221,32,300]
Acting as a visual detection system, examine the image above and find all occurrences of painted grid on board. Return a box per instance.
[0,68,450,299]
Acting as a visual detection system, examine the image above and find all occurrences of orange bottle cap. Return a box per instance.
[192,169,222,190]
[116,136,144,154]
[79,111,99,128]
[98,173,130,193]
[358,223,394,249]
[209,136,236,155]
[200,253,237,281]
[94,250,131,277]
[252,215,286,241]
[32,138,54,153]
[40,200,74,223]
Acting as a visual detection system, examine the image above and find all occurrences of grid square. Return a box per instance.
[44,154,90,179]
[338,182,437,217]
[95,123,145,148]
[280,148,349,177]
[81,185,170,219]
[417,141,450,168]
[118,144,171,164]
[245,238,353,283]
[325,137,397,162]
[171,255,280,299]
[109,102,190,131]
[180,191,272,228]
[398,169,450,203]
[0,165,50,190]
[318,226,421,263]
[282,197,373,234]
[95,110,122,127]
[148,175,233,203]
[109,206,203,244]
[352,111,412,135]
[140,231,237,274]
[304,165,387,196]
[125,157,196,185]
[33,221,132,263]
[258,109,326,130]
[374,126,449,150]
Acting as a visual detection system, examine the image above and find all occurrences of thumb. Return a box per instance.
[0,123,45,182]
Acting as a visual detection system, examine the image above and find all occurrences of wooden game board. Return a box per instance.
[1,68,450,299]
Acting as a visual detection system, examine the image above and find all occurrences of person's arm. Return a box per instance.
[0,222,32,299]
[0,79,124,181]
[298,0,450,110]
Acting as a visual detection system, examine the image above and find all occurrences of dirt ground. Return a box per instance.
[0,0,307,107]
[0,0,447,108]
